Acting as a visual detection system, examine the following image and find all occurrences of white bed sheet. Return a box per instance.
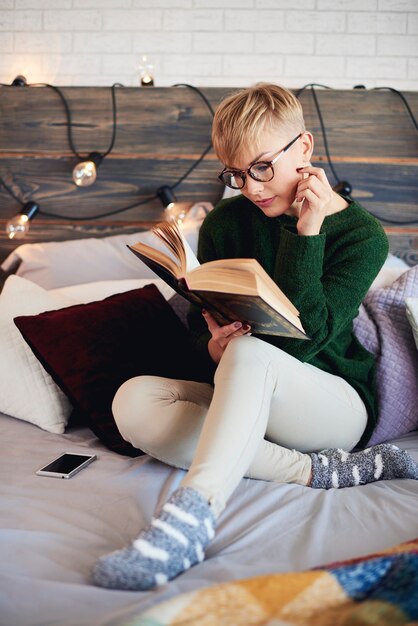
[1,411,417,626]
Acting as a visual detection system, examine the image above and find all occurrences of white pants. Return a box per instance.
[113,336,367,517]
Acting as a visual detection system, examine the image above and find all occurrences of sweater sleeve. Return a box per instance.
[266,217,389,363]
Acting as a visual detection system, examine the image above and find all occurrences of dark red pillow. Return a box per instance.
[14,284,197,457]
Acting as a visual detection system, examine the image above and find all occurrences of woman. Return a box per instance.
[92,83,418,591]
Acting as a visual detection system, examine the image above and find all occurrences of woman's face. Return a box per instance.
[229,128,313,218]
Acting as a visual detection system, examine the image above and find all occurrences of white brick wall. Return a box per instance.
[0,0,417,89]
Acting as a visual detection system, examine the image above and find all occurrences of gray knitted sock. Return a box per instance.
[310,443,418,489]
[91,487,216,591]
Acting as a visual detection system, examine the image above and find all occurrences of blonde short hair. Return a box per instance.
[212,82,305,166]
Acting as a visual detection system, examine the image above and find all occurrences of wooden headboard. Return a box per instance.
[0,85,417,265]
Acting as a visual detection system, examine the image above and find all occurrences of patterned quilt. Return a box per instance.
[128,537,418,626]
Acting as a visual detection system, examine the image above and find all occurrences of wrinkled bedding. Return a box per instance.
[1,411,417,626]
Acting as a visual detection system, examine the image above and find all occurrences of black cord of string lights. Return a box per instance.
[295,82,418,226]
[170,83,215,191]
[295,83,341,186]
[0,81,215,221]
[31,80,136,220]
[372,86,418,133]
[29,81,121,160]
[0,176,25,208]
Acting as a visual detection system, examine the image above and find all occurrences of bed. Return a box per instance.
[0,86,417,626]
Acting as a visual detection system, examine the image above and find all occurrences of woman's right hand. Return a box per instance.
[202,310,251,364]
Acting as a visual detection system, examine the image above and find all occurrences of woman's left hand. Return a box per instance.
[295,166,334,236]
[202,310,251,364]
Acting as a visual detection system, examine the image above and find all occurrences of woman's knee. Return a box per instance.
[224,335,263,359]
[112,376,212,466]
[112,375,212,449]
[217,336,270,376]
[112,375,163,441]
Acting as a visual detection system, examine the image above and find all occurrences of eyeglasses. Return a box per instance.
[218,133,302,190]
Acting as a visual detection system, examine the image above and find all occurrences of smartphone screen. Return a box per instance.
[36,453,96,478]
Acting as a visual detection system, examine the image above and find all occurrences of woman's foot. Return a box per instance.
[92,487,215,590]
[309,443,418,489]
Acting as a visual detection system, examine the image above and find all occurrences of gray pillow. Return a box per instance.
[353,265,418,445]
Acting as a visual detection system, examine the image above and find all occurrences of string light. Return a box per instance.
[167,203,189,224]
[1,82,216,234]
[6,201,39,240]
[157,185,187,223]
[139,56,154,87]
[72,151,103,187]
[32,82,120,187]
[68,83,118,186]
[157,185,176,210]
[16,82,120,187]
[11,75,27,87]
[42,83,215,223]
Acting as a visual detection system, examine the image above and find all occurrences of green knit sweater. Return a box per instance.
[188,194,389,448]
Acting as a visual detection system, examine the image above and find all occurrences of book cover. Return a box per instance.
[191,289,308,339]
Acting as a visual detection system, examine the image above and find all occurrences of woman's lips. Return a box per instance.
[256,196,275,208]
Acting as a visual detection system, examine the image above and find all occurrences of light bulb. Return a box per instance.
[73,160,97,187]
[6,213,29,239]
[157,186,186,223]
[139,55,154,86]
[72,152,102,187]
[164,202,189,225]
[5,201,39,240]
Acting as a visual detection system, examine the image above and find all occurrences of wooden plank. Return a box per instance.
[0,87,417,159]
[313,161,418,223]
[0,86,220,155]
[297,88,418,159]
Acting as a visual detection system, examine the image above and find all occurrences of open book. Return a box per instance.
[127,221,308,339]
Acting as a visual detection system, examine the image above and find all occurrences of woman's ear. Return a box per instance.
[301,131,314,163]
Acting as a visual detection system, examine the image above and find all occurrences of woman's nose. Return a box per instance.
[245,175,264,195]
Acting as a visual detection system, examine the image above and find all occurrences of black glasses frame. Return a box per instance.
[218,133,302,190]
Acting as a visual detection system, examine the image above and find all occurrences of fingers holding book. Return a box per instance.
[202,310,251,364]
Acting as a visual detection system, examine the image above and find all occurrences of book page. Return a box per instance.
[152,222,189,275]
[187,258,299,318]
[128,221,200,281]
[233,259,299,317]
[153,221,200,273]
[128,241,182,278]
[180,229,200,272]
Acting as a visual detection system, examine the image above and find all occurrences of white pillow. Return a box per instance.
[406,297,418,351]
[50,278,176,303]
[1,209,207,289]
[368,254,410,291]
[0,276,76,433]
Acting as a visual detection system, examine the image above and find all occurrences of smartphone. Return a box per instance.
[36,453,96,479]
